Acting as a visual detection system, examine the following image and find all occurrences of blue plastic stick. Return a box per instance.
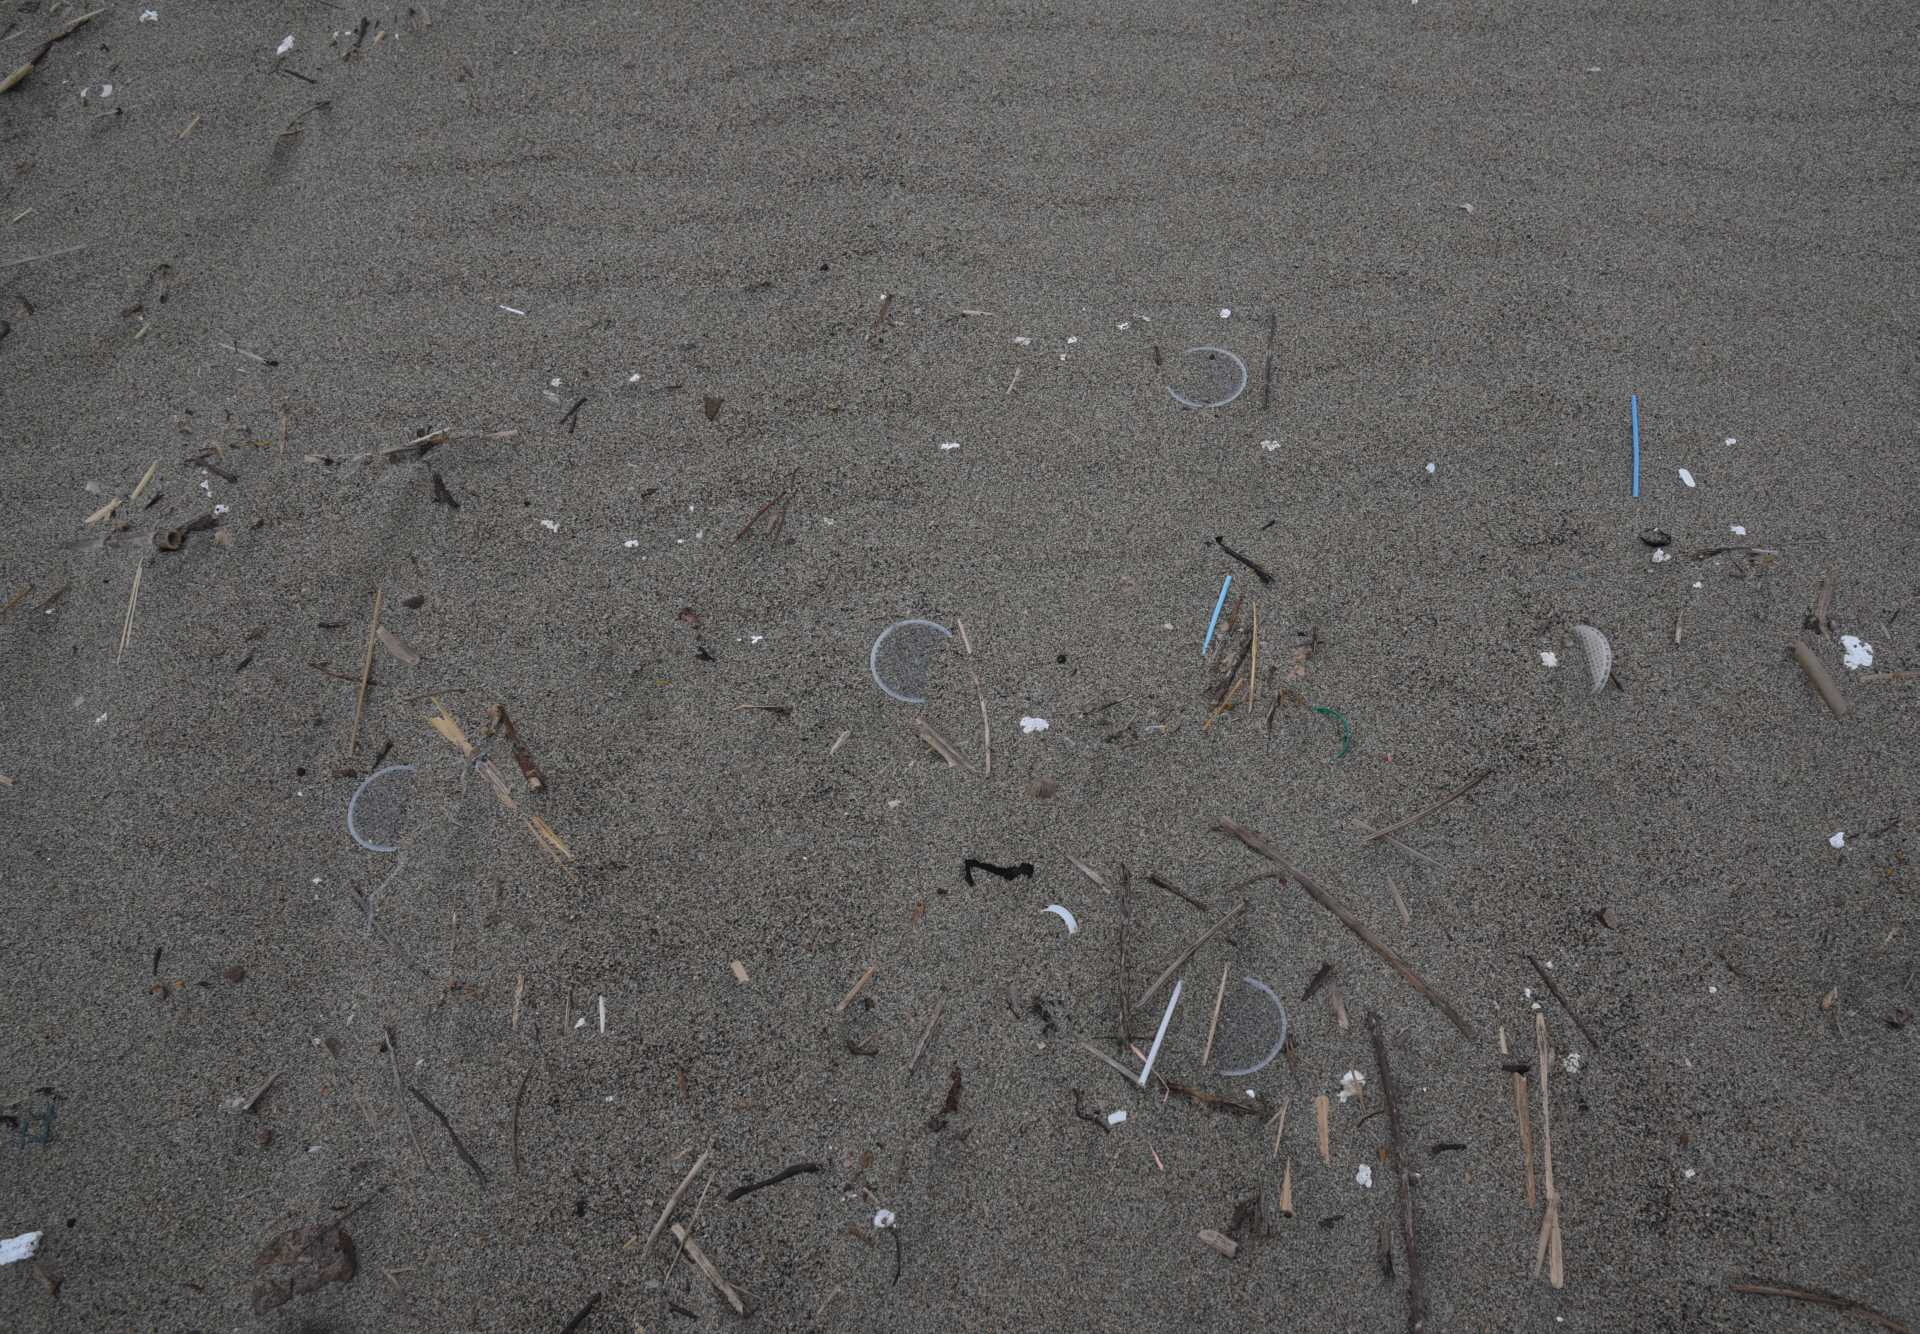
[1630,394,1641,498]
[1202,574,1232,658]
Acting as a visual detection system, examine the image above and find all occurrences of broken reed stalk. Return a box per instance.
[1133,900,1248,1012]
[1363,768,1493,845]
[834,964,877,1013]
[1215,820,1475,1037]
[1532,1014,1565,1287]
[1315,1093,1331,1164]
[1145,873,1213,914]
[1515,1072,1537,1208]
[116,559,143,661]
[671,1223,747,1316]
[956,618,991,778]
[1791,639,1851,718]
[911,717,973,772]
[1369,1011,1428,1333]
[1268,1097,1289,1156]
[661,1172,715,1291]
[349,588,383,753]
[642,1147,711,1252]
[1726,1277,1910,1333]
[907,997,944,1076]
[1201,960,1231,1067]
[1249,604,1260,714]
[510,1060,535,1178]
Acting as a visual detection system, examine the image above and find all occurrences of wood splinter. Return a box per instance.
[1369,1010,1427,1333]
[486,704,547,791]
[671,1223,747,1316]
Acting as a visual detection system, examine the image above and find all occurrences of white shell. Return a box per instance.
[1572,625,1612,694]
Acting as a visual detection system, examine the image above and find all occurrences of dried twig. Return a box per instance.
[1145,873,1213,914]
[1133,900,1248,1012]
[671,1224,747,1316]
[510,1060,535,1178]
[834,965,877,1013]
[907,997,944,1076]
[1216,820,1474,1036]
[1201,960,1230,1066]
[865,292,894,347]
[642,1147,711,1253]
[1315,1093,1331,1164]
[1726,1277,1909,1333]
[116,559,143,662]
[1369,1011,1427,1332]
[349,588,383,754]
[1527,955,1600,1049]
[408,1087,487,1183]
[1515,1071,1536,1208]
[1362,769,1493,845]
[1791,639,1851,718]
[1532,1015,1564,1287]
[487,704,547,792]
[383,1027,429,1173]
[911,717,974,773]
[956,619,991,778]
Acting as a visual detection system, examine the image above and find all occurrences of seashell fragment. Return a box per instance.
[1572,625,1612,694]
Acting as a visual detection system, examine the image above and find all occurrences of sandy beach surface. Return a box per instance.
[3,2,1917,1330]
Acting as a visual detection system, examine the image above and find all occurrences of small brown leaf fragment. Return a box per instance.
[223,965,246,984]
[702,396,722,422]
[251,1223,356,1315]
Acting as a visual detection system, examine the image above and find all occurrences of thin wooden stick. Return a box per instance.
[1279,1157,1294,1216]
[1145,873,1213,914]
[1514,1072,1536,1208]
[1215,820,1474,1036]
[1315,1093,1331,1164]
[1527,954,1601,1049]
[510,1059,535,1178]
[1791,639,1851,718]
[956,618,991,778]
[642,1147,711,1252]
[907,997,944,1075]
[383,1027,429,1173]
[1269,1096,1290,1157]
[1725,1277,1910,1333]
[349,587,383,754]
[1532,1014,1564,1287]
[1369,1011,1428,1333]
[1133,900,1248,1012]
[1388,875,1410,926]
[1354,820,1444,870]
[911,717,974,772]
[116,559,143,661]
[670,1223,746,1316]
[1200,960,1231,1066]
[1363,768,1492,845]
[834,965,877,1013]
[661,1171,715,1291]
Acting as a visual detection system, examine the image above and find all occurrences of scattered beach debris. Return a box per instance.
[1571,626,1612,694]
[725,1163,822,1202]
[1726,1277,1909,1333]
[1198,1229,1238,1259]
[1841,635,1875,670]
[1202,575,1233,657]
[1167,347,1249,409]
[1368,1010,1428,1329]
[1791,639,1852,718]
[870,619,952,705]
[1041,904,1079,934]
[0,1231,42,1266]
[1629,394,1642,497]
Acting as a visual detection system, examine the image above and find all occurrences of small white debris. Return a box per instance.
[1106,1109,1127,1126]
[623,539,639,548]
[1829,831,1846,849]
[1261,439,1282,452]
[1708,985,1718,994]
[0,1231,42,1266]
[1459,203,1474,213]
[498,304,526,316]
[573,1017,587,1029]
[1218,308,1232,319]
[276,34,296,55]
[1019,717,1050,734]
[1840,636,1874,670]
[1678,468,1697,488]
[1355,1164,1374,1188]
[1065,336,1079,345]
[1683,1168,1696,1180]
[1651,548,1671,563]
[598,995,606,1033]
[140,9,159,21]
[1563,1052,1584,1075]
[1425,461,1436,474]
[1116,322,1131,331]
[748,634,764,644]
[1693,581,1703,589]
[1012,336,1032,346]
[1337,1070,1367,1103]
[94,712,108,725]
[873,1210,896,1229]
[938,441,960,451]
[1042,904,1079,935]
[1729,525,1746,536]
[1724,436,1737,445]
[1540,652,1558,668]
[213,504,230,516]
[539,519,560,533]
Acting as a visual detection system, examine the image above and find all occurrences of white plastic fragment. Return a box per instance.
[1651,548,1670,563]
[1425,461,1436,474]
[938,441,960,451]
[1540,651,1558,668]
[623,539,639,548]
[1,1231,43,1265]
[1729,525,1746,536]
[1678,468,1697,488]
[276,34,296,55]
[1840,636,1874,670]
[539,519,560,533]
[1830,831,1846,849]
[873,1209,896,1229]
[140,9,159,21]
[1019,717,1050,734]
[498,304,526,316]
[1106,1109,1127,1126]
[1563,1052,1584,1075]
[1042,904,1078,935]
[1338,1069,1366,1103]
[1261,439,1282,452]
[1136,979,1184,1087]
[1219,308,1231,318]
[1355,1164,1374,1188]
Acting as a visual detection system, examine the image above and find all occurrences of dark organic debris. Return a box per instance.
[725,1162,823,1202]
[702,395,723,422]
[1214,535,1274,585]
[926,1064,964,1131]
[430,472,459,509]
[963,858,1034,886]
[1638,528,1672,548]
[1070,1088,1110,1134]
[560,1292,602,1334]
[408,1087,487,1183]
[251,1222,356,1315]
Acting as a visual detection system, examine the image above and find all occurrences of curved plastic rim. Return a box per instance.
[347,764,416,853]
[1166,346,1249,410]
[869,619,952,704]
[1215,975,1290,1077]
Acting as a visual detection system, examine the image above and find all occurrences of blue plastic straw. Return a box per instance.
[1202,574,1232,657]
[1630,394,1641,498]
